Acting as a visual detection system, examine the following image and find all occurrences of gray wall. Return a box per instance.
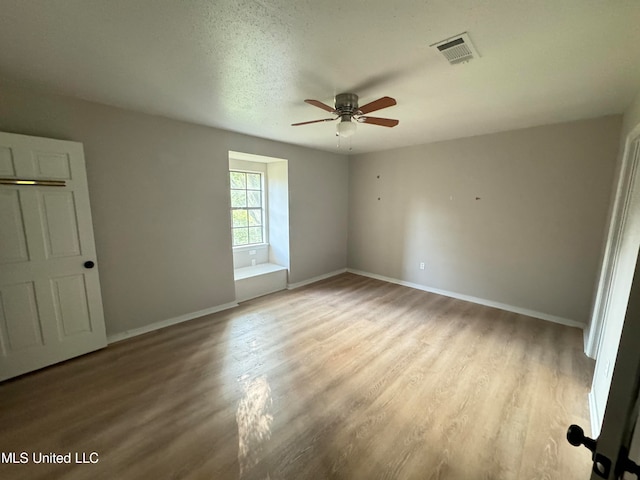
[0,76,623,338]
[0,79,348,337]
[349,116,621,324]
[622,90,640,138]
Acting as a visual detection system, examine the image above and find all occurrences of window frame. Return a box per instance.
[229,169,268,249]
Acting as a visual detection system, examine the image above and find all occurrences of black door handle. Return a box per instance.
[567,424,597,452]
[567,424,611,478]
[568,424,640,478]
[84,261,95,269]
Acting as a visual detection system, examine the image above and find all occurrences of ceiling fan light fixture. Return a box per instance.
[337,119,357,138]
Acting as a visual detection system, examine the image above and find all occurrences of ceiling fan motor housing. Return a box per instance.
[335,93,359,117]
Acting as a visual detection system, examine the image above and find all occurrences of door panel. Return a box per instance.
[0,282,44,352]
[39,190,81,258]
[50,274,92,337]
[34,151,71,179]
[0,190,29,263]
[0,146,15,176]
[0,131,106,382]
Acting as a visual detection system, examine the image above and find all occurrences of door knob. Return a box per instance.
[567,424,596,452]
[568,424,640,478]
[567,424,611,478]
[84,261,95,269]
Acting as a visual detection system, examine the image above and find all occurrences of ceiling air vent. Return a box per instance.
[431,32,479,65]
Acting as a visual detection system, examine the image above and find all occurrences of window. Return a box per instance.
[230,170,264,246]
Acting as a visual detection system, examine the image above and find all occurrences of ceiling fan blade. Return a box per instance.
[291,118,336,126]
[304,99,336,113]
[358,96,397,115]
[359,116,399,127]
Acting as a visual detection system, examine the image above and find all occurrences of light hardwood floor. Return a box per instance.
[0,273,594,480]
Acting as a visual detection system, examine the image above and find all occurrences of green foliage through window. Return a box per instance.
[230,171,264,246]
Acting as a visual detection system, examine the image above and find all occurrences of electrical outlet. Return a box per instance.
[419,262,425,270]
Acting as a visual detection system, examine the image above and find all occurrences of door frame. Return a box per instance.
[586,124,640,359]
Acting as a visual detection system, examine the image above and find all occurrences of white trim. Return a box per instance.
[237,286,287,303]
[287,268,347,289]
[233,243,269,253]
[589,390,601,438]
[234,262,287,281]
[347,269,586,329]
[584,328,590,358]
[586,127,640,359]
[107,302,239,344]
[228,150,287,164]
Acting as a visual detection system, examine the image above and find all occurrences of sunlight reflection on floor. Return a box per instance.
[236,374,273,479]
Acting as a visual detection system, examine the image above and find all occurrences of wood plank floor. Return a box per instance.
[0,273,594,480]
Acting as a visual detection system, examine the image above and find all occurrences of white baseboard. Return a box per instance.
[584,328,595,359]
[107,301,239,344]
[347,269,586,330]
[589,390,601,437]
[287,268,347,289]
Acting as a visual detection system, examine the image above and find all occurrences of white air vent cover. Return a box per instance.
[431,32,479,65]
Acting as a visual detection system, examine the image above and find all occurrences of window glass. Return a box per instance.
[230,170,265,247]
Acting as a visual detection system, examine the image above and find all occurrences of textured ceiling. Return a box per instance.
[0,0,639,154]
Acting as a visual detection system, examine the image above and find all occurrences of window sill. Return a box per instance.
[232,243,269,252]
[234,263,287,281]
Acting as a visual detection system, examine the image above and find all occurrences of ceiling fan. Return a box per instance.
[292,93,398,138]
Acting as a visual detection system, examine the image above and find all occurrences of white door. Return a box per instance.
[567,251,640,479]
[0,131,106,381]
